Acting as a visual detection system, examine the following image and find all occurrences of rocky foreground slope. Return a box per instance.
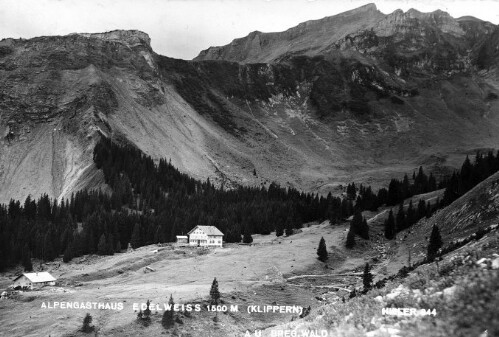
[259,169,499,337]
[2,4,499,203]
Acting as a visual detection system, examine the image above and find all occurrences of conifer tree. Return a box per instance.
[396,202,406,232]
[210,278,220,305]
[82,313,94,333]
[243,226,253,244]
[106,233,114,255]
[384,210,396,240]
[427,224,443,259]
[417,199,426,219]
[406,200,416,226]
[162,294,175,328]
[349,210,362,237]
[425,201,433,218]
[387,179,400,206]
[97,234,107,255]
[428,173,437,191]
[346,229,356,249]
[360,217,369,240]
[275,221,284,237]
[363,263,373,292]
[225,227,242,243]
[143,299,151,323]
[285,220,293,236]
[402,174,410,199]
[317,237,328,262]
[86,229,95,254]
[131,223,141,248]
[460,155,473,193]
[154,225,164,243]
[340,199,349,218]
[43,231,56,261]
[350,209,369,240]
[346,183,357,200]
[63,242,73,263]
[22,244,33,272]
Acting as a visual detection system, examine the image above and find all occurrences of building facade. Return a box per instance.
[187,226,223,247]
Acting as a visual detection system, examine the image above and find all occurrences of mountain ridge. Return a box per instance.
[194,3,386,63]
[1,5,499,204]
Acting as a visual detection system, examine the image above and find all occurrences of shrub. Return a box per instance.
[486,92,498,100]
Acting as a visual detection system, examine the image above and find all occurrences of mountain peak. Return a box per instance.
[350,3,377,13]
[405,7,452,18]
[373,6,464,37]
[194,3,385,63]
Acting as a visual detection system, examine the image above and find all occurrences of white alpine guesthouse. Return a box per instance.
[187,226,224,247]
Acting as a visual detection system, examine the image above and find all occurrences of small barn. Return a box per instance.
[187,226,223,247]
[12,272,57,290]
[176,235,189,245]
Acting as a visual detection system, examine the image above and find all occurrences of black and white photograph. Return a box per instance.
[1,0,499,336]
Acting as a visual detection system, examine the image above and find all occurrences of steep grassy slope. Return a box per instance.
[255,170,499,337]
[383,170,499,275]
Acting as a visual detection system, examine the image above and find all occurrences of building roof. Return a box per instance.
[187,225,224,236]
[13,272,56,283]
[176,235,188,238]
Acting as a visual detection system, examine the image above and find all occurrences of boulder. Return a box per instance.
[476,258,491,268]
[442,285,458,298]
[386,285,410,300]
[366,326,402,337]
[491,257,499,270]
[412,289,423,298]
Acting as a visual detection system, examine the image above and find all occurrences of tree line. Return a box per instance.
[441,152,499,206]
[339,150,499,248]
[382,151,499,242]
[345,165,440,212]
[1,137,498,271]
[0,137,344,270]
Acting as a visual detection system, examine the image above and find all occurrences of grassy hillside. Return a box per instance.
[1,166,499,336]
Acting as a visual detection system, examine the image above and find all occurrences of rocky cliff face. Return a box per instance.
[76,30,152,48]
[1,5,499,203]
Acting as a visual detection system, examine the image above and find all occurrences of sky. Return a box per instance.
[1,0,499,60]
